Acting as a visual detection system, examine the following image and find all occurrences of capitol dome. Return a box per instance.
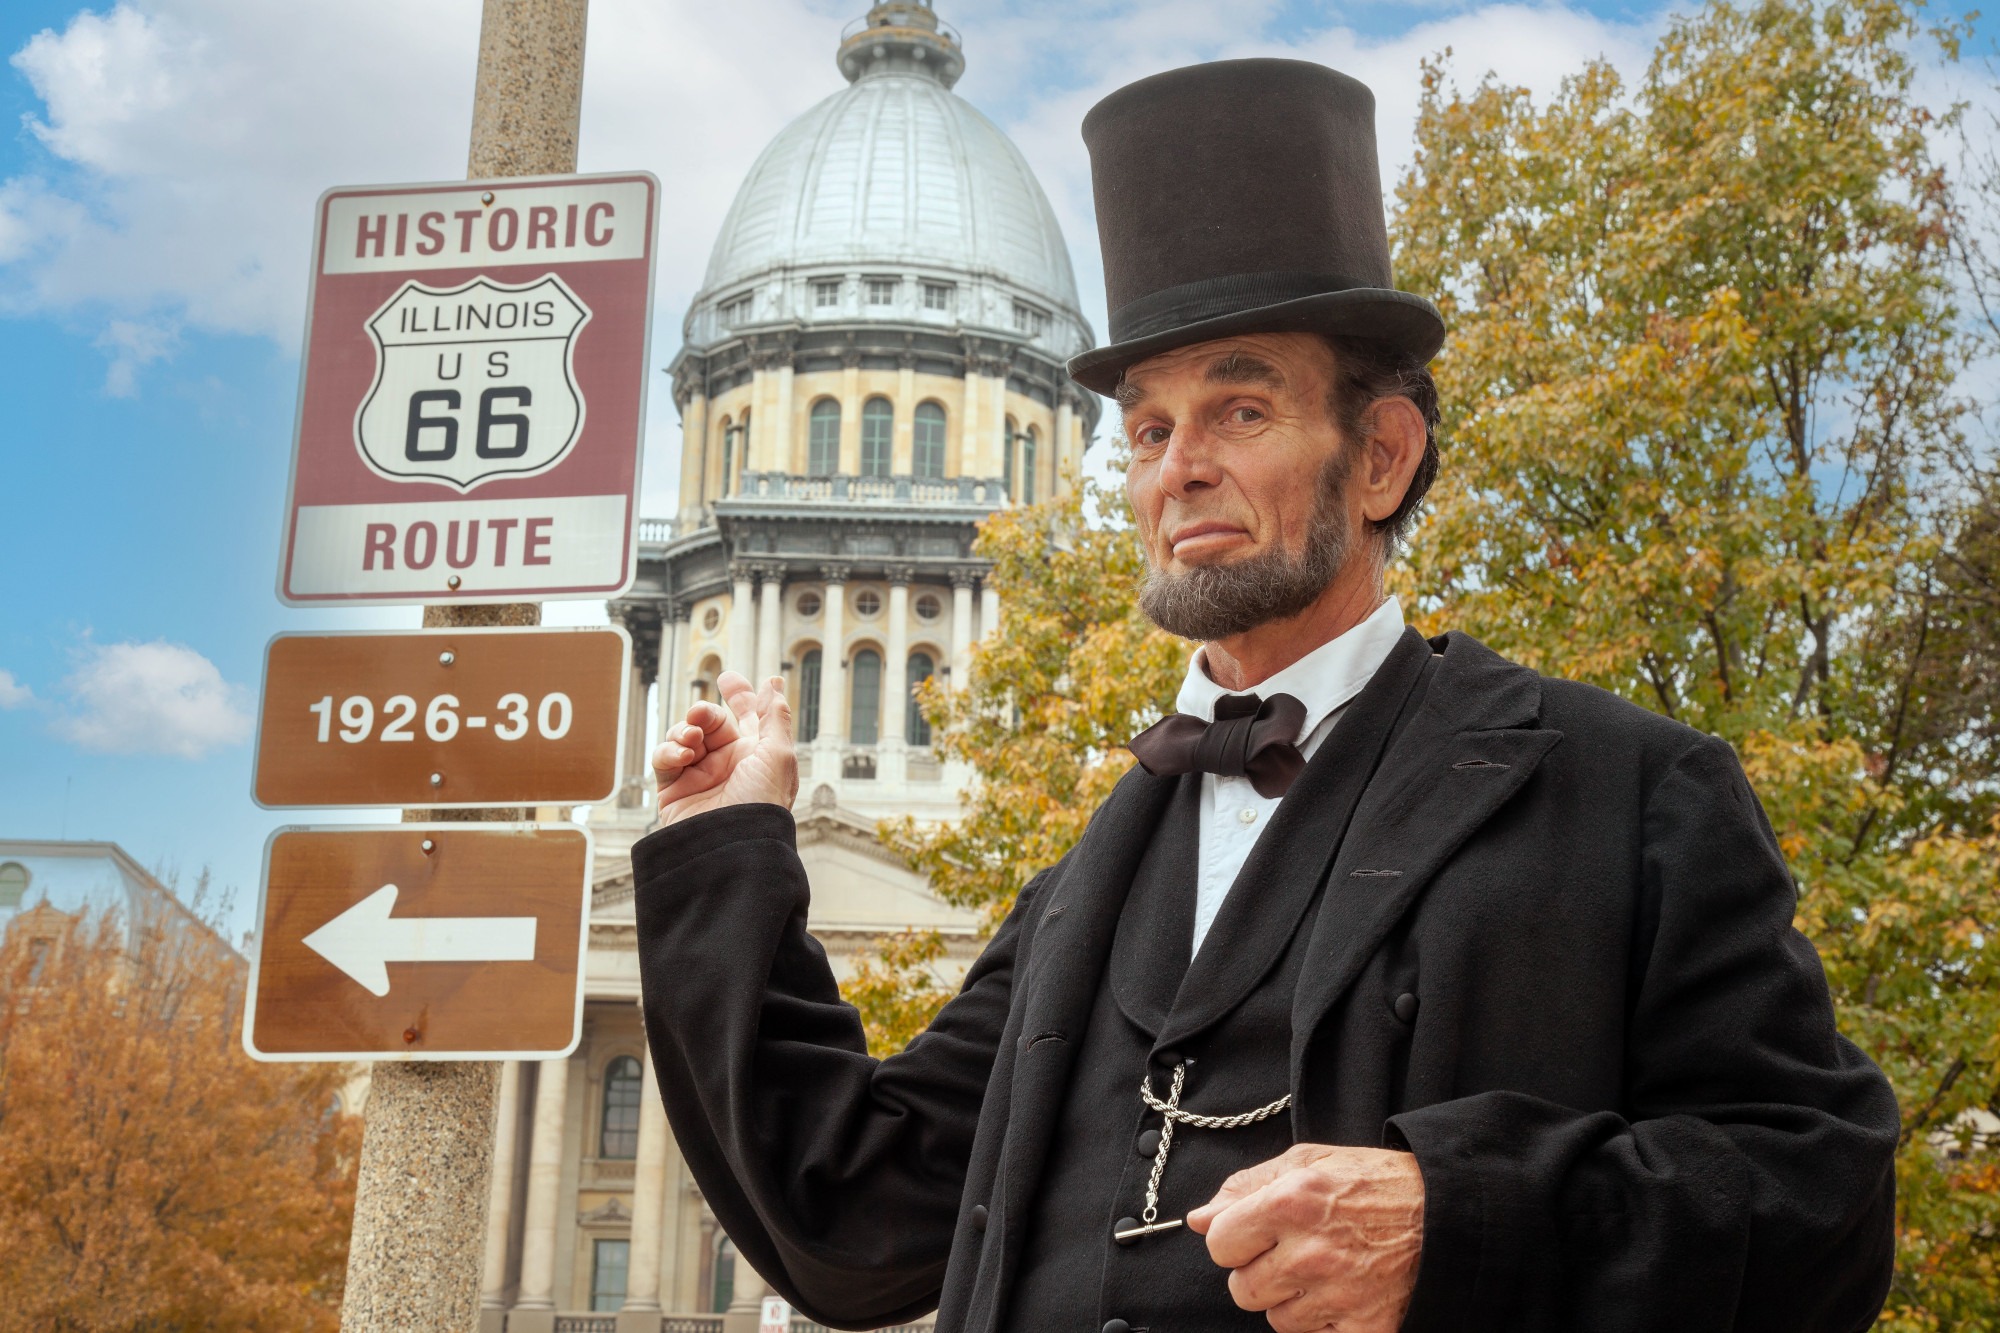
[683,1,1090,359]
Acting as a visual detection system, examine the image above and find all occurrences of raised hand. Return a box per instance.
[652,671,799,826]
[1187,1142,1425,1333]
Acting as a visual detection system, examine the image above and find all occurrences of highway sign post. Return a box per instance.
[279,171,657,607]
[244,823,591,1061]
[253,626,629,808]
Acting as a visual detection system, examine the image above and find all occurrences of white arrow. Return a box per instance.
[302,883,537,997]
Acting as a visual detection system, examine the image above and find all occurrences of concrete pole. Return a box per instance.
[343,4,586,1331]
[509,1055,572,1331]
[617,1044,671,1331]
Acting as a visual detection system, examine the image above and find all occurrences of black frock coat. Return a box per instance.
[631,629,1899,1332]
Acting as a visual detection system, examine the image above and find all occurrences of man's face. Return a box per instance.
[1121,333,1360,640]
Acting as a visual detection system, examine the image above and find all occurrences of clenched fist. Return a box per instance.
[1187,1143,1425,1333]
[652,671,799,826]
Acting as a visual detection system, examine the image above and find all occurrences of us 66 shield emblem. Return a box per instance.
[355,273,589,491]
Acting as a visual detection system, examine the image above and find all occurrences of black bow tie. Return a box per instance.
[1127,692,1308,799]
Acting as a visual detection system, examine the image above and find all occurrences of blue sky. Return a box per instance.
[0,0,1987,941]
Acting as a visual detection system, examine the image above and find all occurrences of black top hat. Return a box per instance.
[1066,58,1444,396]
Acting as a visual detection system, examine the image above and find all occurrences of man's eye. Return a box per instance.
[1138,426,1171,447]
[1229,406,1263,423]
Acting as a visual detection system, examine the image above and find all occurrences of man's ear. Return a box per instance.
[1358,396,1427,526]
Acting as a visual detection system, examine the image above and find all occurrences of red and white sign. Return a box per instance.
[278,173,658,605]
[759,1296,792,1333]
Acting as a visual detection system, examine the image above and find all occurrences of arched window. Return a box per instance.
[808,399,840,476]
[711,1237,737,1313]
[717,416,734,500]
[599,1055,642,1159]
[0,862,28,910]
[913,402,947,479]
[1021,425,1039,504]
[906,652,935,747]
[798,649,822,742]
[861,397,894,477]
[1002,415,1018,499]
[849,648,882,744]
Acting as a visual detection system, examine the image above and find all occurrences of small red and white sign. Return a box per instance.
[279,173,658,605]
[759,1296,792,1333]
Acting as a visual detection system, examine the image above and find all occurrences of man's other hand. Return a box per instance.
[653,671,798,826]
[1187,1142,1425,1333]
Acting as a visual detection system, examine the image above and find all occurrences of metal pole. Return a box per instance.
[339,3,589,1329]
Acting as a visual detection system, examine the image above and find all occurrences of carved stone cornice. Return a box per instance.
[947,567,980,590]
[728,560,759,585]
[820,562,853,584]
[883,563,917,586]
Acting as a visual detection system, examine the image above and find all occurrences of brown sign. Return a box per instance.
[253,626,628,808]
[243,824,590,1061]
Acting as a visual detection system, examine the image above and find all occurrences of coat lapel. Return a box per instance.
[1109,775,1200,1038]
[1289,631,1565,1090]
[1154,628,1435,1052]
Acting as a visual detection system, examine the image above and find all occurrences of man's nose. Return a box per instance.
[1155,421,1223,497]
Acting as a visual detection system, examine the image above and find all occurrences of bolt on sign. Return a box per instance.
[252,626,629,808]
[278,173,659,605]
[244,824,591,1061]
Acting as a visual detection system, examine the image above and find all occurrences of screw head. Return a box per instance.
[429,772,443,787]
[420,838,436,854]
[447,575,462,590]
[439,650,456,666]
[403,1028,419,1044]
[480,191,495,205]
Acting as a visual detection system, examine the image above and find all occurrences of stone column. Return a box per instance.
[839,353,862,474]
[657,604,689,742]
[756,566,785,683]
[884,570,912,742]
[507,1056,571,1332]
[1055,394,1076,495]
[477,1061,523,1332]
[616,1043,671,1332]
[817,566,849,750]
[772,362,796,473]
[894,355,917,473]
[949,569,976,688]
[746,364,770,479]
[679,385,710,526]
[958,353,981,477]
[980,579,1001,644]
[728,564,756,680]
[985,359,1009,479]
[720,1259,768,1333]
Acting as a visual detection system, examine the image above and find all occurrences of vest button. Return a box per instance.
[1394,991,1420,1023]
[1113,1217,1141,1246]
[1103,1322,1132,1333]
[1136,1128,1161,1157]
[970,1204,988,1233]
[1155,1047,1182,1069]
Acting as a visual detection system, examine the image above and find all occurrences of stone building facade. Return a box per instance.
[474,5,1098,1328]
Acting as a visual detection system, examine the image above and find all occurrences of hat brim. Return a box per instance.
[1066,288,1445,397]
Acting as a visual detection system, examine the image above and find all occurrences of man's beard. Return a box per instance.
[1138,450,1357,641]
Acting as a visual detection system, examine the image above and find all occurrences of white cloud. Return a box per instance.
[94,316,178,395]
[53,639,252,758]
[0,670,33,708]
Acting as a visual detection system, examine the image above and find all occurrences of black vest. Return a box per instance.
[1001,646,1436,1333]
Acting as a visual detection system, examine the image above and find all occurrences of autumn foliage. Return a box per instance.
[0,907,360,1333]
[845,0,2000,1322]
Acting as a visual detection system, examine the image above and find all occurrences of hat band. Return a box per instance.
[1108,271,1361,342]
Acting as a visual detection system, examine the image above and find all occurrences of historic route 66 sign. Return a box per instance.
[280,173,656,606]
[356,275,589,491]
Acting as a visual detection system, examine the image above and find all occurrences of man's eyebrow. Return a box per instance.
[1114,352,1284,410]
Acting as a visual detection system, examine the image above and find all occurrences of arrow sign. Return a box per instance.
[302,883,538,997]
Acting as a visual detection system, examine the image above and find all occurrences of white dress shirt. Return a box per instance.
[1172,596,1407,956]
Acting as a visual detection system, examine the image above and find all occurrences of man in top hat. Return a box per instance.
[632,60,1897,1333]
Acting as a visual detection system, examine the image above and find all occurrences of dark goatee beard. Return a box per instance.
[1138,451,1356,641]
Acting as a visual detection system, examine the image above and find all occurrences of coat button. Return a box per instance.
[1136,1128,1161,1157]
[1113,1217,1140,1246]
[1394,992,1420,1023]
[970,1204,988,1233]
[1018,1034,1031,1054]
[1154,1047,1182,1069]
[1104,1320,1132,1333]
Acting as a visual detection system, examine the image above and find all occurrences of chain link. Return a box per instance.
[1135,1064,1291,1226]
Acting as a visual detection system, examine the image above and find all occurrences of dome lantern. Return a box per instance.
[837,1,965,88]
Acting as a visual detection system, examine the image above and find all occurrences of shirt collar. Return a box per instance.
[1173,596,1407,743]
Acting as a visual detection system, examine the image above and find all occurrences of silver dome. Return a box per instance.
[685,6,1089,358]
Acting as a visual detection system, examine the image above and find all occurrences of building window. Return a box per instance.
[861,397,893,477]
[865,277,899,306]
[711,1238,737,1312]
[796,591,822,619]
[923,281,954,311]
[702,607,722,634]
[907,652,935,747]
[813,279,841,309]
[913,592,942,622]
[722,294,753,326]
[798,649,822,742]
[1022,425,1039,504]
[0,862,28,910]
[849,649,883,744]
[808,399,841,476]
[1002,416,1018,499]
[1013,301,1049,336]
[591,1239,630,1312]
[852,588,882,618]
[913,401,947,479]
[600,1055,642,1159]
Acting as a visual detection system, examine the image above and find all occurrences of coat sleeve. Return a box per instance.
[1387,735,1899,1333]
[631,803,1040,1330]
